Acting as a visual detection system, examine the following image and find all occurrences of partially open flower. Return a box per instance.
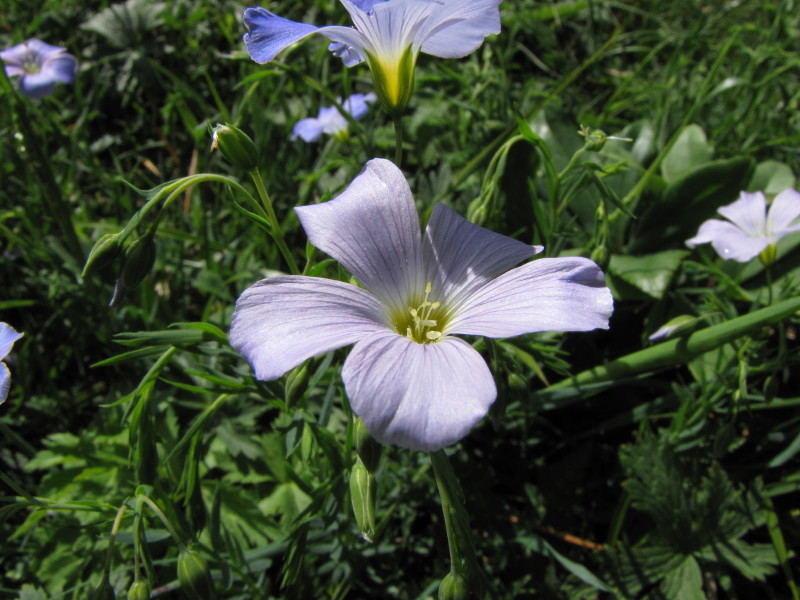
[293,92,377,142]
[230,159,613,451]
[686,189,800,264]
[0,39,77,99]
[242,1,502,113]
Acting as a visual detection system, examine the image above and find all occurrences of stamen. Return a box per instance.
[401,282,445,343]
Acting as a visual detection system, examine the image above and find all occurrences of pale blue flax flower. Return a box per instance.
[686,189,800,264]
[230,159,613,451]
[0,39,78,99]
[1,323,23,404]
[293,92,377,142]
[243,0,502,113]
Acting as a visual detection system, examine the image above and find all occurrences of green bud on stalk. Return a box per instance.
[127,580,151,600]
[177,547,217,600]
[350,458,376,542]
[284,361,309,407]
[83,232,123,277]
[90,579,116,600]
[211,123,259,171]
[353,417,382,474]
[438,571,469,600]
[110,234,157,306]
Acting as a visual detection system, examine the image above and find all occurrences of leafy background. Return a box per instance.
[1,0,799,598]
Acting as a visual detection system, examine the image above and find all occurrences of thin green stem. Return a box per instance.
[393,113,404,167]
[139,494,185,548]
[249,169,300,275]
[102,504,129,579]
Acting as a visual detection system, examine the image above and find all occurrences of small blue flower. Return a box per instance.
[243,0,502,113]
[0,323,23,404]
[0,39,78,99]
[292,92,377,142]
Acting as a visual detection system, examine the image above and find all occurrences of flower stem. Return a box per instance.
[393,113,404,167]
[429,450,488,598]
[102,504,129,580]
[249,169,300,275]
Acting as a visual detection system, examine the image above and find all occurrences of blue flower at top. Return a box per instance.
[0,323,23,404]
[292,92,377,142]
[0,39,78,99]
[242,0,502,113]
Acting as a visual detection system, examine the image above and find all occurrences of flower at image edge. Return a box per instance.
[242,0,502,113]
[686,189,800,263]
[0,323,24,404]
[230,159,614,451]
[292,92,377,142]
[0,39,77,99]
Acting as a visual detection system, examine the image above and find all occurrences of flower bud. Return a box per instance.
[90,579,116,600]
[177,547,217,600]
[211,123,258,171]
[584,128,608,151]
[589,245,609,270]
[350,458,376,542]
[127,580,151,600]
[438,571,469,600]
[284,361,309,407]
[83,232,123,277]
[110,235,157,306]
[466,198,487,226]
[353,418,382,474]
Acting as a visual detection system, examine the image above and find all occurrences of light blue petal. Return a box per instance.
[0,323,23,361]
[0,41,32,66]
[419,0,502,58]
[25,39,66,58]
[291,117,324,142]
[686,219,769,262]
[767,188,800,237]
[18,73,57,99]
[42,53,77,83]
[343,92,377,120]
[328,41,365,67]
[343,331,496,450]
[447,257,613,337]
[717,192,767,237]
[318,25,370,66]
[242,7,321,64]
[0,363,10,404]
[229,276,386,381]
[317,105,349,134]
[295,159,425,317]
[423,203,540,309]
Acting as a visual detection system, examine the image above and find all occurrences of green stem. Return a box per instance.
[393,113,404,167]
[429,450,488,598]
[102,504,129,579]
[249,169,300,275]
[139,494,185,548]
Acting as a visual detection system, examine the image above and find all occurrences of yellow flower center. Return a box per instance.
[22,54,42,75]
[393,282,445,344]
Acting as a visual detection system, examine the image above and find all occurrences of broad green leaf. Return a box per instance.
[607,250,687,300]
[661,124,713,183]
[660,556,704,600]
[748,160,796,196]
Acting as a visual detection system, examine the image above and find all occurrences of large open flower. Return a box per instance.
[0,39,77,99]
[293,92,377,142]
[686,189,800,263]
[243,0,502,113]
[231,159,613,450]
[1,323,23,404]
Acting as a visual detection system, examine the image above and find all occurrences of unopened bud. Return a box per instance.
[177,547,217,600]
[284,362,309,407]
[438,571,469,600]
[211,123,258,171]
[83,232,123,277]
[589,245,609,270]
[466,198,487,226]
[350,459,376,542]
[110,235,157,306]
[353,418,382,474]
[91,579,116,600]
[127,580,151,600]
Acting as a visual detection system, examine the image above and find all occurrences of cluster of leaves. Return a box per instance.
[1,0,800,598]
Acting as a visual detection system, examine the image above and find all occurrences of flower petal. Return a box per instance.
[717,191,767,237]
[18,73,57,99]
[0,362,10,404]
[291,117,324,142]
[42,52,77,83]
[766,188,800,237]
[230,276,387,381]
[419,0,502,58]
[447,257,613,337]
[686,218,769,262]
[317,105,349,134]
[343,92,377,119]
[295,158,424,315]
[343,331,496,450]
[423,203,540,307]
[242,7,322,64]
[0,323,23,361]
[25,39,66,57]
[0,41,31,65]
